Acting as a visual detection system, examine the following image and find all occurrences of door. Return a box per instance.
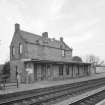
[47,64,51,80]
[34,64,37,81]
[41,64,46,80]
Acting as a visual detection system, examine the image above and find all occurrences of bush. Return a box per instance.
[1,61,10,81]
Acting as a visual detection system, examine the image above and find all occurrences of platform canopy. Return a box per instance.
[23,58,91,65]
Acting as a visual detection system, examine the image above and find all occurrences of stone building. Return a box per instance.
[10,23,91,83]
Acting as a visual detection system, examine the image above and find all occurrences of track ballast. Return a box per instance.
[0,77,105,105]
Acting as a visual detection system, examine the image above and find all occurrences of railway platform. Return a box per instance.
[0,73,105,95]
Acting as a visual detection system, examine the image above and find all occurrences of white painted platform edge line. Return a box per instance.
[96,99,105,105]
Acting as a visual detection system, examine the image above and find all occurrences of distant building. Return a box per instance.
[10,23,91,83]
[95,65,105,73]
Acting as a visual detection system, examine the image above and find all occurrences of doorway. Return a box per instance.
[34,64,37,81]
[41,64,46,80]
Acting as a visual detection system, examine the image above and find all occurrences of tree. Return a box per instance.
[82,54,104,74]
[1,61,10,81]
[83,54,104,66]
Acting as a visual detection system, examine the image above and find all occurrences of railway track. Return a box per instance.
[70,88,105,105]
[0,77,105,105]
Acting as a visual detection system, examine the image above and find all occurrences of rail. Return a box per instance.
[70,89,105,105]
[0,77,105,105]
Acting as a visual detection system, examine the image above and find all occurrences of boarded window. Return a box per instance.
[59,65,63,76]
[12,46,15,57]
[66,65,69,75]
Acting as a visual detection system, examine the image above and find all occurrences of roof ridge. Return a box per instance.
[20,30,60,42]
[20,30,41,38]
[19,30,71,50]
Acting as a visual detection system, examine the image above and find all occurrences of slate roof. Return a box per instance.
[0,64,3,74]
[20,30,72,50]
[20,30,41,43]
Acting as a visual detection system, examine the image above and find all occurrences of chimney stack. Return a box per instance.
[42,32,48,39]
[60,37,63,42]
[15,23,20,32]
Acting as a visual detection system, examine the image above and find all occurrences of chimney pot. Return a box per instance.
[42,32,48,38]
[60,37,63,42]
[15,23,20,32]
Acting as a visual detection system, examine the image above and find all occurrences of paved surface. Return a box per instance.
[96,99,105,105]
[0,73,105,95]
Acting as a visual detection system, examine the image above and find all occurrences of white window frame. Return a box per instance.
[61,49,65,56]
[19,43,23,54]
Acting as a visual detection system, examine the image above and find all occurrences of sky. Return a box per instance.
[0,0,105,64]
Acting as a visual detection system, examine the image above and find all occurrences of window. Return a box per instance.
[61,50,65,56]
[59,65,63,76]
[12,46,15,57]
[66,65,69,75]
[19,43,23,54]
[36,40,40,44]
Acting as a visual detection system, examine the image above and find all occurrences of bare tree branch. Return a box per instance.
[83,54,104,66]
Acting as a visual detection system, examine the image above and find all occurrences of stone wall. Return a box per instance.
[10,60,25,83]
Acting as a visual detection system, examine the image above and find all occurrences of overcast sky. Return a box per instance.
[0,0,105,64]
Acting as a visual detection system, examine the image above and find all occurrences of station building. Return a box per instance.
[10,23,91,83]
